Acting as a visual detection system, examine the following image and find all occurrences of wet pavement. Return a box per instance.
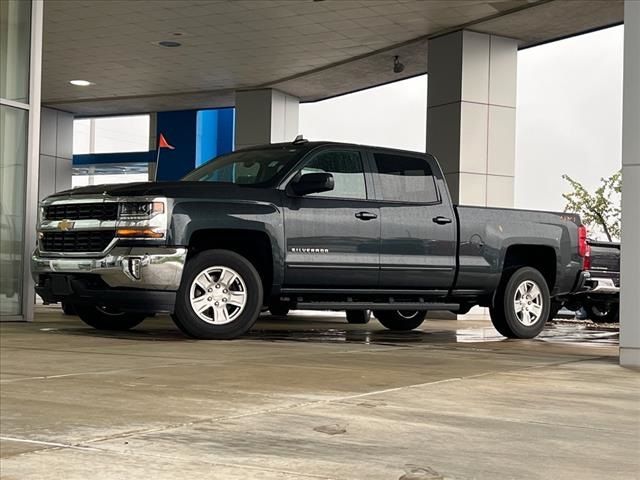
[1,306,638,479]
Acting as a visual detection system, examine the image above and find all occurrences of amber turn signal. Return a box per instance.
[116,228,165,238]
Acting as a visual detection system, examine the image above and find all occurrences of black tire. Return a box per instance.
[74,304,146,331]
[61,301,77,316]
[269,303,290,317]
[346,310,371,324]
[490,266,550,339]
[587,304,619,323]
[171,249,263,340]
[373,310,427,331]
[548,300,562,321]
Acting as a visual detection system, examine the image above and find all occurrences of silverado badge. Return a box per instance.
[58,219,75,231]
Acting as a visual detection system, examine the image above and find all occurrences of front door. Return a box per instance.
[371,151,457,292]
[283,149,380,287]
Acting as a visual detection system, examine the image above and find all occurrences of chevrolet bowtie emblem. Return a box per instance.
[58,219,75,231]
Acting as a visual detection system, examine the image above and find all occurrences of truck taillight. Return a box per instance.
[578,224,590,270]
[578,225,588,256]
[583,244,592,270]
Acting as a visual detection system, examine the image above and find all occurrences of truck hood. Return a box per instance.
[48,181,275,200]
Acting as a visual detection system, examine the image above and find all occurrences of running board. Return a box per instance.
[294,302,459,311]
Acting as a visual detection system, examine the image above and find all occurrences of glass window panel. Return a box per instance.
[0,0,31,103]
[72,119,91,155]
[0,105,28,316]
[93,115,150,153]
[374,153,439,203]
[301,150,367,200]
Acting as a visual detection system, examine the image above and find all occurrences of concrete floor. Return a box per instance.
[1,306,638,480]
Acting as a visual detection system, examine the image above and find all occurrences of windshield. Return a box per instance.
[182,146,303,186]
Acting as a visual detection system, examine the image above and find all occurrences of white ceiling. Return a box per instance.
[41,0,623,115]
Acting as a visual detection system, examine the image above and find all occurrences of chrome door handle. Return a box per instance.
[355,211,378,221]
[432,216,453,225]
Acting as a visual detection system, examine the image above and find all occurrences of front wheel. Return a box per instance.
[373,310,427,331]
[172,249,263,339]
[74,304,146,331]
[490,267,550,339]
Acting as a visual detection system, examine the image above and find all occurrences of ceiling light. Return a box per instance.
[69,79,93,86]
[158,40,181,48]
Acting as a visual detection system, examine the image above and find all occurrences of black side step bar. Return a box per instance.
[294,302,459,311]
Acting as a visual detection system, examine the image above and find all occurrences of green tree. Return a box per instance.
[562,171,621,242]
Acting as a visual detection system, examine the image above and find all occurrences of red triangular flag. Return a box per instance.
[158,133,175,150]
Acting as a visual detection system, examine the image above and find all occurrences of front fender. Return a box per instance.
[168,199,285,289]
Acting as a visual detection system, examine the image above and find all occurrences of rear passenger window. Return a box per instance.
[373,153,439,203]
[300,150,367,199]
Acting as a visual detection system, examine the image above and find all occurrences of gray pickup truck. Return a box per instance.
[32,140,588,339]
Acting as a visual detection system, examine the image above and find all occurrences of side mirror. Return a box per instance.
[290,172,335,196]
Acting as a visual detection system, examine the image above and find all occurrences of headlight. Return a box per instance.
[116,199,167,239]
[119,201,164,219]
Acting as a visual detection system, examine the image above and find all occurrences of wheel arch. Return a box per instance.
[500,244,557,291]
[187,229,276,296]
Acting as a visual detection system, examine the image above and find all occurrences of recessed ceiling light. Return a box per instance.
[158,40,181,48]
[69,80,93,86]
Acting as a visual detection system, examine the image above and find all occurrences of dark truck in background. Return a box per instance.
[32,140,588,340]
[564,240,620,322]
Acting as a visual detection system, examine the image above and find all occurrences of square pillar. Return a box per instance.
[620,0,640,368]
[235,89,299,150]
[39,107,73,200]
[427,30,517,207]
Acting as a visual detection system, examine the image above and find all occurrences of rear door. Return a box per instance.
[282,148,380,287]
[371,151,457,292]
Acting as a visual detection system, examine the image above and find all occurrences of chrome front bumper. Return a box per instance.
[31,246,187,291]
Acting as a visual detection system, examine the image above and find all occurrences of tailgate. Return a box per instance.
[588,240,620,286]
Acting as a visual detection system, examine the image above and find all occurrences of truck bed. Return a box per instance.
[453,205,583,296]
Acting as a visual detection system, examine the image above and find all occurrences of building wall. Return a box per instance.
[39,107,73,200]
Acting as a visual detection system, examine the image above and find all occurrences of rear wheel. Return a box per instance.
[74,304,146,331]
[346,310,371,324]
[587,304,619,323]
[373,310,427,331]
[490,266,550,338]
[172,249,263,339]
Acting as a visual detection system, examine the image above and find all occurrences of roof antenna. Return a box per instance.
[293,134,308,144]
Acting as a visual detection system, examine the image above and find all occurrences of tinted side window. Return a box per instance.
[373,153,439,203]
[300,150,367,199]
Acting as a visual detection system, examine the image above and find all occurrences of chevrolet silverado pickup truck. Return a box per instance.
[32,140,588,340]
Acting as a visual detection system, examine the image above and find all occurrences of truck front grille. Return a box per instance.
[41,231,115,253]
[44,203,118,221]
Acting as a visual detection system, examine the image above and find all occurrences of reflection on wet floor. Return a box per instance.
[456,322,619,346]
[247,326,451,345]
[247,321,619,347]
[35,306,620,347]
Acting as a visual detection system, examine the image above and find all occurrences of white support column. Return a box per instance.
[620,0,640,368]
[21,0,44,322]
[427,30,518,207]
[235,89,299,150]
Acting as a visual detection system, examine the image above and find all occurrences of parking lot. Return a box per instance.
[1,306,638,480]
